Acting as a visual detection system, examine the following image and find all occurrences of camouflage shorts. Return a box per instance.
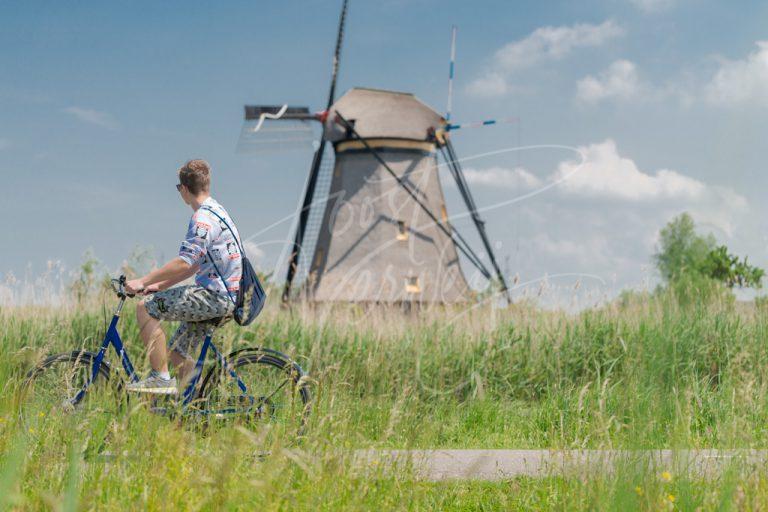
[144,285,234,358]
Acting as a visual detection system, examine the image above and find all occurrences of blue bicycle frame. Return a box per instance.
[73,292,252,412]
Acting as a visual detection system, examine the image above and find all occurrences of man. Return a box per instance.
[125,159,242,394]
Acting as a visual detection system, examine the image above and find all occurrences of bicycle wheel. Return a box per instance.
[19,351,123,426]
[198,348,311,437]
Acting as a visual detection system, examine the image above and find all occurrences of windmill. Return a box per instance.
[240,1,512,304]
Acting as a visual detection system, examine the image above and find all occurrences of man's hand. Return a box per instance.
[125,279,145,295]
[143,283,162,294]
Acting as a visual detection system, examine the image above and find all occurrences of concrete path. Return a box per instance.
[354,449,768,481]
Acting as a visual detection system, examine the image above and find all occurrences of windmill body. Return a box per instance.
[307,88,471,303]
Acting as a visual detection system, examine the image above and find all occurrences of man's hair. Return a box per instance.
[178,159,211,195]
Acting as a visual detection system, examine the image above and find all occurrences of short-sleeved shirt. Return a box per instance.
[178,197,242,297]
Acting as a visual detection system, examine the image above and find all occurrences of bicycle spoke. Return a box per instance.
[258,378,290,406]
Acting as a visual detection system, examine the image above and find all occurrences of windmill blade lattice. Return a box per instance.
[236,105,318,154]
[292,141,335,291]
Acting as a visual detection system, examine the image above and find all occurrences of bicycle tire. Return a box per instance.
[198,347,311,437]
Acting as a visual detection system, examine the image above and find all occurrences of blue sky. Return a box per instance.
[2,0,768,305]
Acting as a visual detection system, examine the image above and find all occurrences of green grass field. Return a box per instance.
[3,287,768,510]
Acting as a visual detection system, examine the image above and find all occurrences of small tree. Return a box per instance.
[701,245,764,289]
[654,213,715,282]
[654,213,764,291]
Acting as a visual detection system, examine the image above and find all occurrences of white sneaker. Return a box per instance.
[126,371,177,395]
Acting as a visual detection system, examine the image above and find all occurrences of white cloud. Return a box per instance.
[553,139,707,201]
[62,106,119,130]
[570,41,768,109]
[552,139,748,236]
[630,0,676,13]
[705,41,768,107]
[464,141,746,216]
[462,140,715,203]
[496,20,624,70]
[464,140,748,237]
[687,186,749,236]
[576,60,642,104]
[468,20,624,98]
[466,73,510,98]
[573,43,768,108]
[464,166,542,189]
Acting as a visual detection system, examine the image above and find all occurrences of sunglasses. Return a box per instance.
[176,183,183,192]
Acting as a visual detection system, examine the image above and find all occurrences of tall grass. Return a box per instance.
[2,286,768,509]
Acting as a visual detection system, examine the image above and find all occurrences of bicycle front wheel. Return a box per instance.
[199,348,311,438]
[19,351,122,425]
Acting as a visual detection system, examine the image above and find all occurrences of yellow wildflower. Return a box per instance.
[661,471,672,482]
[668,494,676,503]
[634,486,644,496]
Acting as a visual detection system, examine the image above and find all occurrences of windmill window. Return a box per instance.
[313,248,325,268]
[396,220,408,241]
[405,276,421,294]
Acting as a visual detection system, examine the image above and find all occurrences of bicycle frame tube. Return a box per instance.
[181,332,212,404]
[73,297,138,403]
[74,296,253,412]
[108,316,139,382]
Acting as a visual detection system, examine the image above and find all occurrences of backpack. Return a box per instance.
[201,206,266,326]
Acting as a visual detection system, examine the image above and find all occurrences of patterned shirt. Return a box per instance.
[178,197,242,296]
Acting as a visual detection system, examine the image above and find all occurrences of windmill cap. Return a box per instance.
[326,88,445,142]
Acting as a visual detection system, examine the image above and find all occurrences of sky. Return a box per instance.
[2,0,768,307]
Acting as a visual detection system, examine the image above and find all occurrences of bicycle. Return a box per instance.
[20,275,311,437]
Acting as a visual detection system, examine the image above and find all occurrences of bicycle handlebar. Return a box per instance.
[111,275,136,299]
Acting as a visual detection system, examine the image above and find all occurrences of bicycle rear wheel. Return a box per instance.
[20,351,122,425]
[198,348,311,438]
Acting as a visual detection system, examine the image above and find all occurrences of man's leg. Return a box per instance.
[169,349,195,388]
[137,299,169,374]
[125,298,176,393]
[167,322,210,390]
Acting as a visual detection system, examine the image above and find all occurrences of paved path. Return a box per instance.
[354,449,768,481]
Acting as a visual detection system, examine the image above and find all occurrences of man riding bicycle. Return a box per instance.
[125,159,242,394]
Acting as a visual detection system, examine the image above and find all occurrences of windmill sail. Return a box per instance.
[237,105,317,154]
[291,142,335,292]
[282,0,350,301]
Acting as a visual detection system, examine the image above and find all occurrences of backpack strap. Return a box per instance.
[200,206,245,256]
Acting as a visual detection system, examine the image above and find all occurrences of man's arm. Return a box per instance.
[126,257,195,294]
[145,263,197,292]
[127,209,216,294]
